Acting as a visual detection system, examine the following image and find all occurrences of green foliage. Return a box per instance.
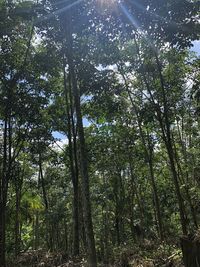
[0,0,200,266]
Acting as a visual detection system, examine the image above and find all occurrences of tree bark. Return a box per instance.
[0,203,6,267]
[181,235,200,267]
[0,118,8,267]
[39,155,48,211]
[38,155,52,250]
[15,179,22,257]
[70,67,97,266]
[63,62,79,256]
[59,3,96,265]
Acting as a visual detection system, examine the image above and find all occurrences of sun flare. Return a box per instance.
[97,0,118,11]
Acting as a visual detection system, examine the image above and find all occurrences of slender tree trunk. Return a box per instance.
[0,119,8,267]
[15,187,21,257]
[14,167,23,257]
[56,222,60,250]
[113,173,121,245]
[118,169,125,242]
[79,198,87,252]
[70,73,80,257]
[175,120,198,228]
[0,203,6,267]
[0,29,33,264]
[115,204,120,246]
[153,51,188,235]
[60,7,97,265]
[64,219,68,252]
[102,173,109,263]
[129,162,145,225]
[119,65,164,240]
[34,212,39,250]
[156,101,188,235]
[66,38,97,267]
[130,36,188,235]
[38,155,52,249]
[63,62,79,256]
[174,149,198,228]
[72,183,79,255]
[70,68,97,266]
[148,150,164,239]
[39,155,48,211]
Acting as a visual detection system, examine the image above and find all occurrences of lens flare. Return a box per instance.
[96,0,118,14]
[35,0,83,24]
[119,2,140,29]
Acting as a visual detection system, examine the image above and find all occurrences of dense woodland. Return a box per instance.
[0,0,200,266]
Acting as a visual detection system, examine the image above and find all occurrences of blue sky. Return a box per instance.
[53,117,90,140]
[191,40,200,55]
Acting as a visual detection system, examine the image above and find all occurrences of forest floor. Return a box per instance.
[8,239,184,267]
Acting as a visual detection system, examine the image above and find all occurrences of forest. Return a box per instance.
[0,0,200,266]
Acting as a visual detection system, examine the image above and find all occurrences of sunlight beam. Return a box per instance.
[127,0,179,30]
[51,0,72,6]
[119,1,140,30]
[35,0,83,24]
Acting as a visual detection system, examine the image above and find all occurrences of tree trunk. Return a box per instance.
[14,167,23,257]
[148,149,164,240]
[129,162,145,226]
[70,67,97,266]
[66,41,97,267]
[154,51,188,235]
[72,183,79,256]
[38,155,52,249]
[0,32,33,264]
[60,7,97,266]
[113,173,121,245]
[39,155,48,211]
[0,118,8,267]
[102,172,109,263]
[33,212,39,250]
[175,122,198,228]
[15,187,21,257]
[118,64,164,240]
[131,36,188,235]
[63,62,79,256]
[181,235,200,267]
[79,198,87,253]
[64,219,68,252]
[0,203,6,267]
